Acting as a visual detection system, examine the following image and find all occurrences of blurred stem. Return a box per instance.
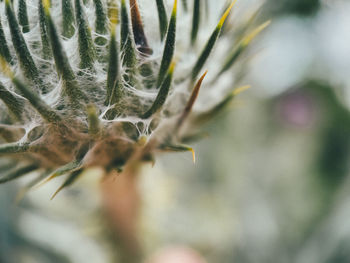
[101,170,142,263]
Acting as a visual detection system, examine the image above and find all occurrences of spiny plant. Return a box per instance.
[0,0,269,198]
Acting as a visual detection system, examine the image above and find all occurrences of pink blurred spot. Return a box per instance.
[277,91,315,128]
[146,246,207,263]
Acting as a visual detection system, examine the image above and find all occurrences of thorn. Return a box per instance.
[50,169,82,200]
[242,20,271,46]
[233,85,251,95]
[173,0,178,15]
[177,70,208,129]
[218,0,237,28]
[130,0,152,55]
[50,186,63,200]
[190,147,196,163]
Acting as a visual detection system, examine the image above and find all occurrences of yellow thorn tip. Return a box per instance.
[190,148,196,164]
[42,0,51,14]
[218,0,238,28]
[50,187,63,200]
[169,60,177,74]
[203,70,208,78]
[233,85,251,96]
[0,57,14,79]
[242,20,271,46]
[172,0,178,15]
[34,174,55,190]
[109,3,118,27]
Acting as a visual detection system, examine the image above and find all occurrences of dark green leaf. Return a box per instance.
[62,0,75,38]
[191,0,236,81]
[0,81,24,120]
[105,29,120,105]
[0,16,12,64]
[142,62,175,119]
[17,0,29,33]
[5,0,45,92]
[75,0,96,70]
[155,0,168,41]
[190,0,200,45]
[38,0,52,59]
[43,3,88,104]
[156,0,177,87]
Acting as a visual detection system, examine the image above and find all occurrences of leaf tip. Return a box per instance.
[169,60,177,74]
[172,0,178,16]
[42,0,51,16]
[190,148,196,163]
[218,0,237,28]
[233,85,251,96]
[0,56,14,79]
[242,20,271,46]
[50,187,62,200]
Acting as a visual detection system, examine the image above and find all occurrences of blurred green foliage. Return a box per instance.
[266,0,320,16]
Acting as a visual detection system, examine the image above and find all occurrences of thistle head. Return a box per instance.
[0,0,269,197]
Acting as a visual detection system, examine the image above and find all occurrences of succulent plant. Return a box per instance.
[0,0,269,198]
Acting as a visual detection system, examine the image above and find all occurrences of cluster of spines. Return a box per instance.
[0,0,270,197]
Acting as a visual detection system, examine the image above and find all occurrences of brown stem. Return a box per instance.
[101,170,142,262]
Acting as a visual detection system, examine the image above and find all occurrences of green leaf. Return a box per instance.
[216,20,271,78]
[62,0,75,38]
[11,77,62,123]
[156,0,177,87]
[0,56,60,123]
[191,0,236,81]
[142,62,175,119]
[194,85,250,124]
[0,16,12,64]
[155,0,168,41]
[38,0,52,59]
[190,0,200,45]
[93,0,107,45]
[5,0,45,92]
[17,0,30,33]
[105,28,120,105]
[0,81,25,120]
[216,44,245,79]
[120,0,137,84]
[43,2,88,104]
[75,0,96,70]
[94,0,107,34]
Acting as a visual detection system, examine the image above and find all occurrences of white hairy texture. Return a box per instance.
[0,0,262,171]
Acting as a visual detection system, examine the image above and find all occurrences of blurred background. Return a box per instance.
[1,0,350,262]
